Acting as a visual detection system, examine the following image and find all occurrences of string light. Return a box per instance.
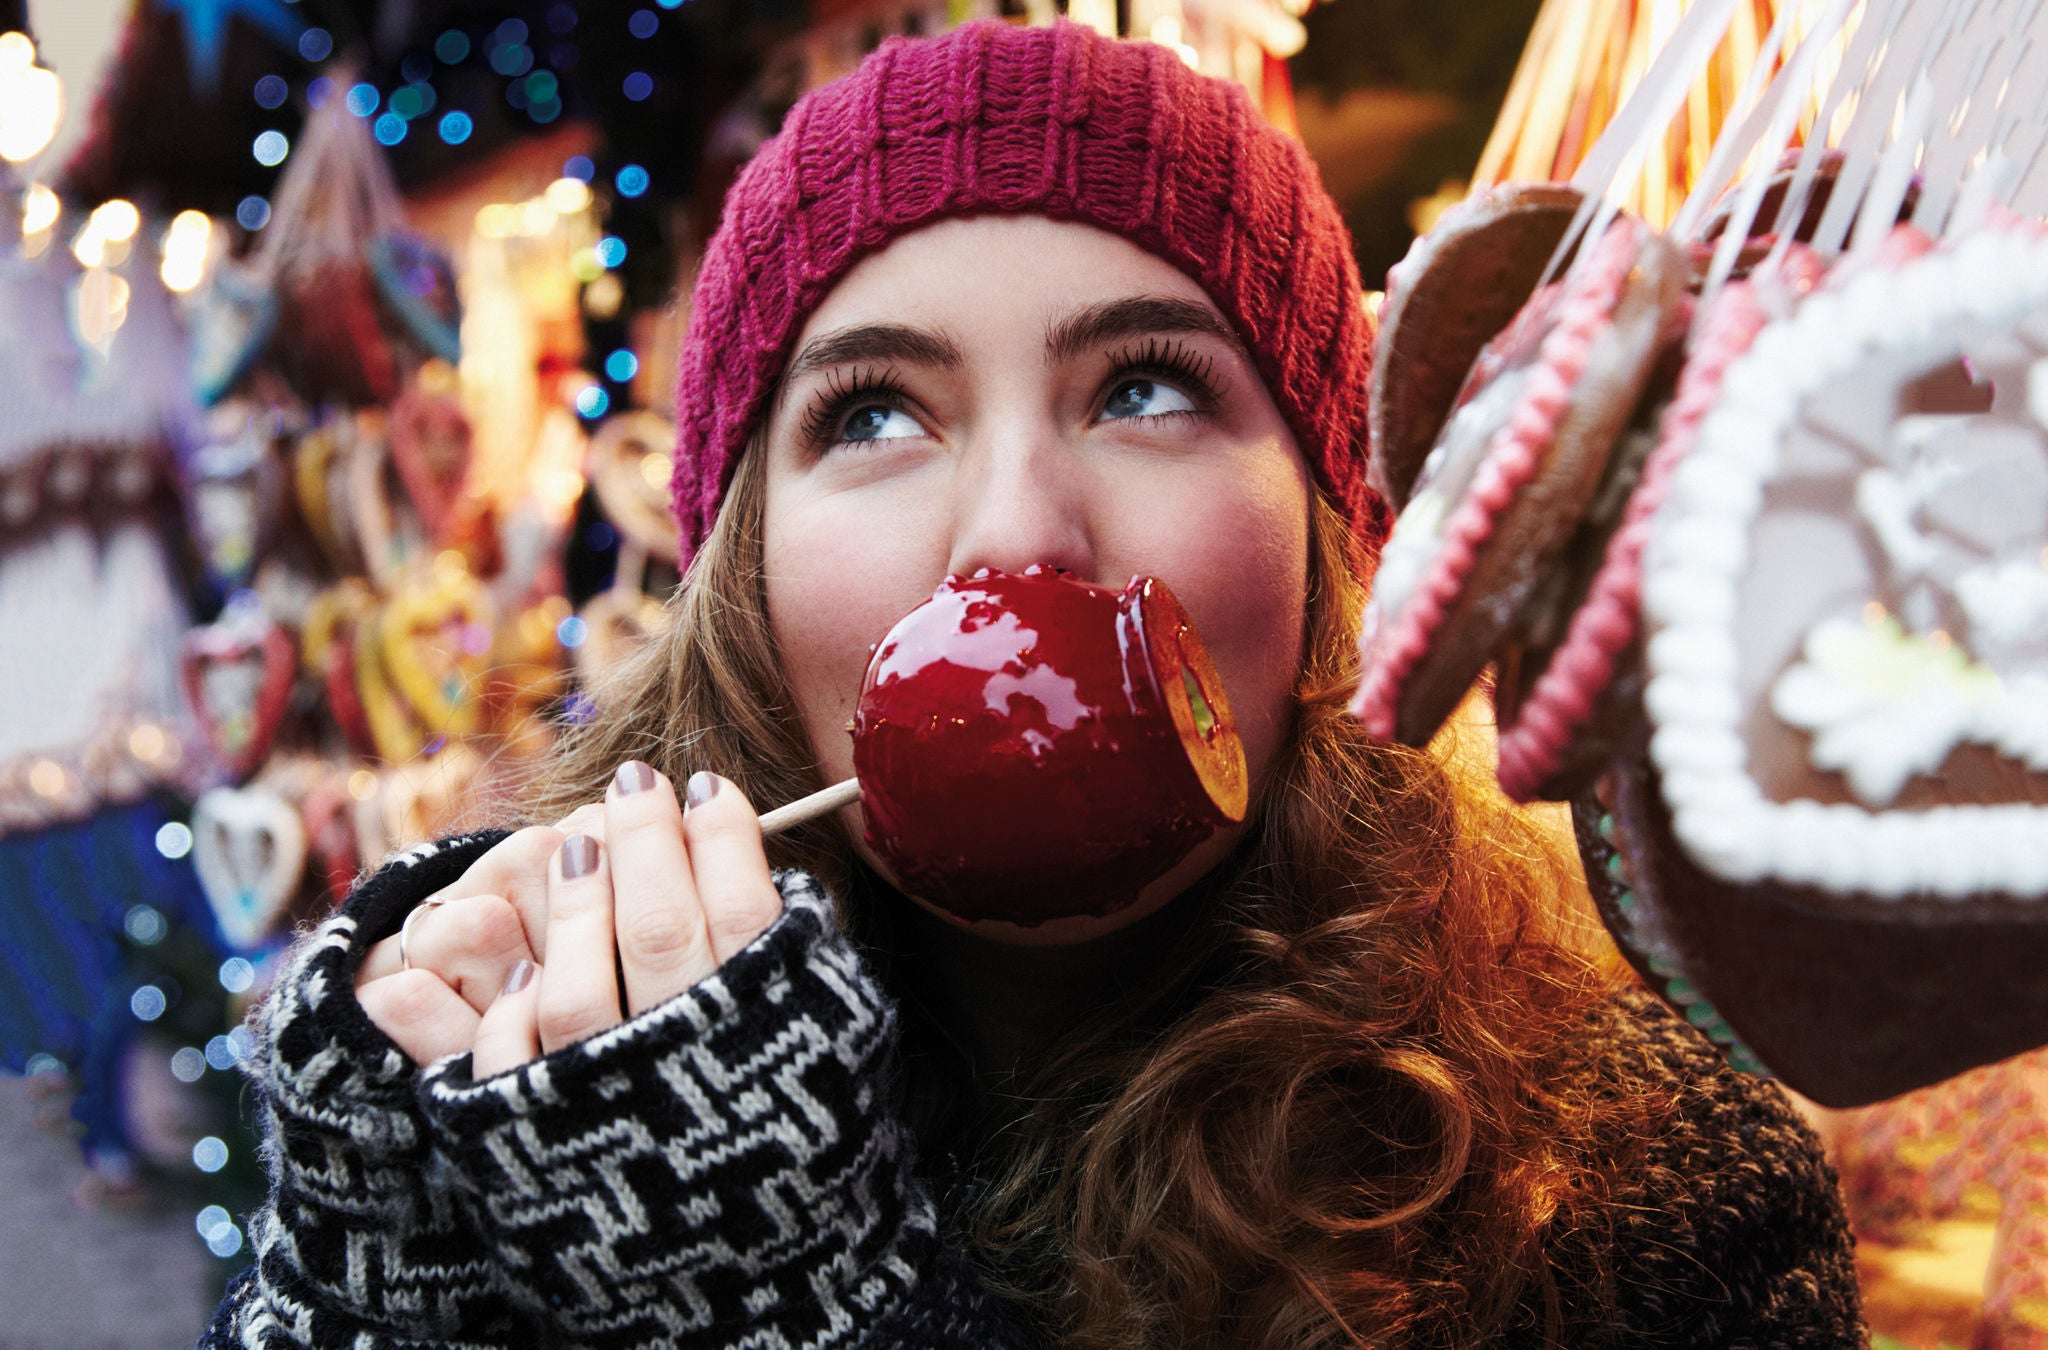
[545,176,593,213]
[0,31,63,163]
[22,180,57,231]
[161,210,214,293]
[252,129,289,166]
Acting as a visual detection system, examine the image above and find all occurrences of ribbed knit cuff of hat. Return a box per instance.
[417,870,951,1349]
[220,830,532,1346]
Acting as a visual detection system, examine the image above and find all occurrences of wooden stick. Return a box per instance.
[758,776,862,838]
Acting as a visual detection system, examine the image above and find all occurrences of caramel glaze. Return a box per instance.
[852,566,1244,926]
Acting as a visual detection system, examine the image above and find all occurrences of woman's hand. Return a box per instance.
[355,763,785,1077]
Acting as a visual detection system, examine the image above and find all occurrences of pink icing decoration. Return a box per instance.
[1493,249,1816,799]
[1351,220,1647,741]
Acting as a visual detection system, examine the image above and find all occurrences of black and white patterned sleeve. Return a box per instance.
[417,870,1040,1350]
[201,833,543,1349]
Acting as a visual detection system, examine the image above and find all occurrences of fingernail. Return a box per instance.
[685,771,720,810]
[500,959,535,998]
[614,760,656,795]
[559,834,600,880]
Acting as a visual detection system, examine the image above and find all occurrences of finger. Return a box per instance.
[605,760,715,1016]
[535,833,622,1054]
[358,825,566,982]
[472,959,543,1079]
[357,970,482,1066]
[681,772,784,966]
[550,802,607,839]
[353,894,532,1011]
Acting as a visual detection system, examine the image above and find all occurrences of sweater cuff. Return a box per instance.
[223,830,527,1345]
[419,870,941,1348]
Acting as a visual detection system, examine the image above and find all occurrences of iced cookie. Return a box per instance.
[1620,220,2048,1104]
[1370,182,1586,511]
[1353,216,1688,747]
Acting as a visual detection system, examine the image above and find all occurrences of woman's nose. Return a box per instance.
[944,433,1098,581]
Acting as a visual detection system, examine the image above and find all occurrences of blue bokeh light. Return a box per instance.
[615,164,650,197]
[563,154,595,182]
[629,9,660,38]
[253,130,289,166]
[605,348,639,382]
[345,82,380,116]
[556,615,590,648]
[439,111,474,144]
[574,385,611,419]
[435,30,471,63]
[595,236,628,268]
[298,28,333,61]
[236,196,272,230]
[253,74,289,109]
[374,112,408,145]
[623,71,654,101]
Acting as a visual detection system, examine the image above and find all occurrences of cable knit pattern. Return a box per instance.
[204,834,1861,1348]
[200,833,539,1348]
[669,19,1386,574]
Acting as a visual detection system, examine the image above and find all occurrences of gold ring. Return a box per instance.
[398,897,450,973]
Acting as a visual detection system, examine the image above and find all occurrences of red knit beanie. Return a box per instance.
[670,18,1385,572]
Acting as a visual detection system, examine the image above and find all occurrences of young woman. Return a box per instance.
[204,21,1864,1350]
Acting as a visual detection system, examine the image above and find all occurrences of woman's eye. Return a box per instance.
[1102,378,1198,421]
[841,404,923,443]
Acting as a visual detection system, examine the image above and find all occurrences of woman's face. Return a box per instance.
[761,215,1312,945]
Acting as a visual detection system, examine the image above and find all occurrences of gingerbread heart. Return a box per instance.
[179,610,296,781]
[377,566,494,739]
[387,387,473,546]
[302,581,379,758]
[1619,221,2048,1105]
[190,785,308,951]
[351,746,482,863]
[587,410,683,562]
[572,587,669,686]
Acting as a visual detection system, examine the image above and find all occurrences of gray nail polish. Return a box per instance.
[614,760,656,795]
[500,959,535,998]
[559,834,600,879]
[686,771,720,809]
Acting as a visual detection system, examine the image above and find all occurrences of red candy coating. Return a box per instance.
[851,567,1247,925]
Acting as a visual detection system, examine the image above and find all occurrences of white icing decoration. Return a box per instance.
[1641,226,2048,901]
[1956,557,2048,658]
[1770,615,2001,807]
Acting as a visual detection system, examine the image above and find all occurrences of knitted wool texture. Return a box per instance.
[669,18,1386,573]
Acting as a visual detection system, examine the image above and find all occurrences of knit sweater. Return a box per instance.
[200,832,1866,1349]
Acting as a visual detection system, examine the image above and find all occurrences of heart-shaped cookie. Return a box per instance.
[179,610,296,781]
[302,581,379,758]
[190,784,309,951]
[377,565,495,739]
[587,410,683,562]
[351,745,482,864]
[573,586,670,686]
[1620,220,2048,1104]
[387,387,473,546]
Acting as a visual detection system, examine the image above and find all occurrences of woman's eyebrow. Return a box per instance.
[1045,296,1246,363]
[783,323,965,387]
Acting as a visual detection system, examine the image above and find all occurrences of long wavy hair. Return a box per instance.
[520,440,1654,1348]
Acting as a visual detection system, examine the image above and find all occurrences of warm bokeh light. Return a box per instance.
[0,31,62,163]
[22,180,58,232]
[91,197,140,242]
[544,176,593,213]
[161,209,214,293]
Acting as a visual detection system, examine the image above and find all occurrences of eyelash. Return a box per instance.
[796,339,1225,451]
[799,364,912,450]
